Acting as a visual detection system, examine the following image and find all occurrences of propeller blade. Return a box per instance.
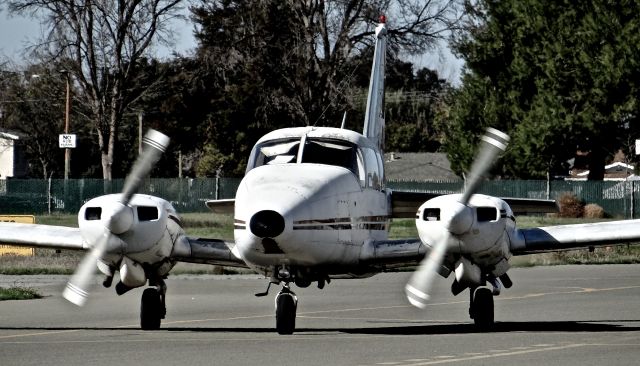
[405,234,449,308]
[460,128,509,205]
[120,129,170,205]
[62,233,109,306]
[63,129,170,306]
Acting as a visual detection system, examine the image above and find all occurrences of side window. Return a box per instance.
[356,150,366,187]
[362,147,382,190]
[375,150,384,188]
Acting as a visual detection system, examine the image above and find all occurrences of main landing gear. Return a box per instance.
[469,287,494,329]
[467,274,510,330]
[140,279,167,330]
[102,271,167,330]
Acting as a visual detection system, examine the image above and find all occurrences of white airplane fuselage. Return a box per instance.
[232,127,389,276]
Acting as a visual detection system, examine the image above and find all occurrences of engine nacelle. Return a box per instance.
[416,193,515,276]
[78,194,186,277]
[454,257,482,286]
[120,256,147,288]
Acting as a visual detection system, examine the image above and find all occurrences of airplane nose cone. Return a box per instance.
[249,210,285,238]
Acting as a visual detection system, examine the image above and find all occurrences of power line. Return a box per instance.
[0,98,64,104]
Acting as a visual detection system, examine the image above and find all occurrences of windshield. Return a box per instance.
[300,139,358,174]
[248,137,359,176]
[251,139,300,167]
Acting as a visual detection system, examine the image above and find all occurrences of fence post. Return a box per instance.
[546,173,550,200]
[631,180,635,219]
[47,176,52,215]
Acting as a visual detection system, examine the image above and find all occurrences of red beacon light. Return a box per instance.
[379,15,386,24]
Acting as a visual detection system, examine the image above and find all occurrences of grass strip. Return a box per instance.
[0,286,42,301]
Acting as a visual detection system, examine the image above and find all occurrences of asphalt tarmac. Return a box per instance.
[1,265,640,366]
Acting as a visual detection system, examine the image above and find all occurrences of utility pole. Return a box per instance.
[62,70,71,180]
[138,111,143,155]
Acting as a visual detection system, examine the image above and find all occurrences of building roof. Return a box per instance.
[384,152,461,181]
[568,161,636,181]
[0,129,25,141]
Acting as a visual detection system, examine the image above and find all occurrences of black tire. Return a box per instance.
[275,293,296,335]
[472,288,494,330]
[141,288,162,330]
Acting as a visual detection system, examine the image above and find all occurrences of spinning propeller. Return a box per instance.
[63,130,170,306]
[405,128,509,308]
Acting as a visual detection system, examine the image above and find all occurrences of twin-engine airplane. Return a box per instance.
[2,18,640,334]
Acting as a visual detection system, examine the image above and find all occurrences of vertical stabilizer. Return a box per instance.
[363,16,387,151]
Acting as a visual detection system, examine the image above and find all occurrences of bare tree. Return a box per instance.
[7,0,183,179]
[290,0,464,126]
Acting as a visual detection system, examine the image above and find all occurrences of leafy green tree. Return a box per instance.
[448,0,640,179]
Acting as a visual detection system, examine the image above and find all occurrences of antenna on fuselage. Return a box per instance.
[340,111,347,129]
[363,15,387,152]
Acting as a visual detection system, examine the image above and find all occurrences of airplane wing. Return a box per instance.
[511,219,640,254]
[390,190,557,218]
[359,238,427,271]
[390,191,439,218]
[0,222,247,268]
[174,237,248,268]
[0,222,86,250]
[205,199,235,214]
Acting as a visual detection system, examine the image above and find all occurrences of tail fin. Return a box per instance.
[363,16,387,151]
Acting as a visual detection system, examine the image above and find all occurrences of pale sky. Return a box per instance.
[0,10,42,62]
[0,7,462,84]
[0,7,197,64]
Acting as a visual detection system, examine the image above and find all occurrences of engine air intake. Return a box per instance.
[250,210,285,238]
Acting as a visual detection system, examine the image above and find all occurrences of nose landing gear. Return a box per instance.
[257,266,300,334]
[275,284,298,335]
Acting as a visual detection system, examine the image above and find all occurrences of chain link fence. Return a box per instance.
[0,178,638,218]
[388,179,640,219]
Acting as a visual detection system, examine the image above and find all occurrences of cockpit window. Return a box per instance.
[248,137,359,176]
[251,139,300,167]
[300,139,358,175]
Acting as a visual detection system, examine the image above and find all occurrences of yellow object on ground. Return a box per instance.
[0,215,36,256]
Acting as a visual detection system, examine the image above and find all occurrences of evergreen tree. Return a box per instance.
[448,0,640,179]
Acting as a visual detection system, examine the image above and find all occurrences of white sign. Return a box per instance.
[636,139,640,155]
[59,134,76,148]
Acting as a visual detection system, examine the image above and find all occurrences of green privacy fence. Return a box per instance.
[0,178,639,218]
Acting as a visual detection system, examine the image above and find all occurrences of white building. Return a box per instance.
[0,130,28,179]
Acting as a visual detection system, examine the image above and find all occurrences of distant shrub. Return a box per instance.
[583,203,605,218]
[558,192,583,218]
